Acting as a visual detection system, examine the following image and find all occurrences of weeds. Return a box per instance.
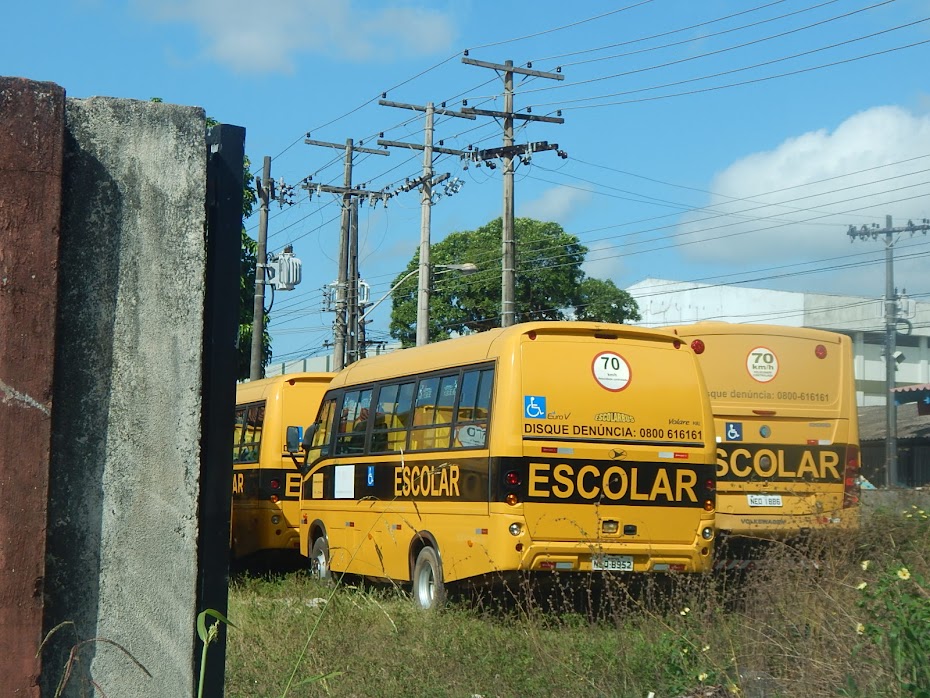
[225,501,930,697]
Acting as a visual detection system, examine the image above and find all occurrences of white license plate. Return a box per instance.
[592,555,634,572]
[747,494,783,507]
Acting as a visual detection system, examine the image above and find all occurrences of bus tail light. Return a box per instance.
[270,478,281,490]
[505,471,521,486]
[843,444,861,508]
[815,344,827,359]
[690,339,705,354]
[705,479,715,492]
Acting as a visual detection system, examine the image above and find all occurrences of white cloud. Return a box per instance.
[137,0,457,73]
[518,185,591,223]
[676,106,930,294]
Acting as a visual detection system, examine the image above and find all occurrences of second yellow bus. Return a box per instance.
[232,372,334,561]
[670,322,860,566]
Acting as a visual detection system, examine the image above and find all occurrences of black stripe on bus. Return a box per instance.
[300,455,715,508]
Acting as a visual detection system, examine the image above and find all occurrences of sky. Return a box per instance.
[5,0,930,365]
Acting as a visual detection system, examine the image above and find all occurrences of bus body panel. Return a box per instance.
[299,322,718,584]
[671,322,860,539]
[232,372,334,559]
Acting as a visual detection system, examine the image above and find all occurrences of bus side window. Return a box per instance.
[371,382,414,453]
[232,406,247,462]
[234,403,264,463]
[453,368,493,449]
[411,374,457,450]
[335,389,372,455]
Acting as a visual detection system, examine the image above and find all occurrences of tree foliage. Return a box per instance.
[388,218,640,346]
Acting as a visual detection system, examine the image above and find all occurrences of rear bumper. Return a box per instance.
[515,540,714,573]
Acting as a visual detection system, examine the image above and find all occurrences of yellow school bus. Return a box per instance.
[669,322,860,564]
[299,322,717,608]
[232,372,334,560]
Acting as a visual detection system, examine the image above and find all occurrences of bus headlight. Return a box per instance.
[509,523,522,536]
[701,527,714,540]
[271,515,281,525]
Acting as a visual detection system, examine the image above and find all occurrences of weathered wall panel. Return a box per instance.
[43,98,207,697]
[0,77,65,698]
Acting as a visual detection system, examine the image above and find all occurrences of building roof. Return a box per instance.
[859,402,930,442]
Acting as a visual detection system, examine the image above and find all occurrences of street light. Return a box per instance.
[359,263,477,346]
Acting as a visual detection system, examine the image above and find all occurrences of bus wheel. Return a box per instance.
[412,546,446,610]
[310,537,331,582]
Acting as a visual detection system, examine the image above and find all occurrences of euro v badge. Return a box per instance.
[725,422,743,441]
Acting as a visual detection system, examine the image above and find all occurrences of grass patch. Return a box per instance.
[225,505,929,697]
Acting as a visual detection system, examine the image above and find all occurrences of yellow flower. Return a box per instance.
[698,672,708,682]
[861,560,870,571]
[856,622,865,635]
[906,514,913,519]
[897,567,911,581]
[702,645,710,652]
[680,607,691,616]
[856,582,867,590]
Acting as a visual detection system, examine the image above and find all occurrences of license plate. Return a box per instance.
[592,555,634,572]
[747,494,783,507]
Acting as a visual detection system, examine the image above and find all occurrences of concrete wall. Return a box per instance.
[42,97,208,697]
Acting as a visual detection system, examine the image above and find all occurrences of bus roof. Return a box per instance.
[236,372,335,402]
[669,322,849,345]
[329,321,684,389]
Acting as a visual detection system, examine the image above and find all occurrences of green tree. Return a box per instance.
[388,218,640,346]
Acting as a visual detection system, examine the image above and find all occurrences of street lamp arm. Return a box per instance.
[359,269,419,324]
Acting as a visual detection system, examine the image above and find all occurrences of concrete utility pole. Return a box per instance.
[303,137,389,369]
[461,56,565,327]
[378,99,474,345]
[249,155,271,380]
[848,215,930,487]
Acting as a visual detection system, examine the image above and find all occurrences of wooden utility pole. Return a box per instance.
[461,56,565,327]
[378,99,474,345]
[304,137,389,369]
[249,155,271,380]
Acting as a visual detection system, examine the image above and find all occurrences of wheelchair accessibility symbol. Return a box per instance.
[725,422,743,441]
[524,395,547,419]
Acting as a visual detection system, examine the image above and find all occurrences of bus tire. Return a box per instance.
[310,536,331,582]
[412,546,446,610]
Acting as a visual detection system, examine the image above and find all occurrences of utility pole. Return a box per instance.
[347,199,359,363]
[249,155,271,380]
[303,137,389,369]
[461,56,565,327]
[848,216,930,487]
[378,99,474,345]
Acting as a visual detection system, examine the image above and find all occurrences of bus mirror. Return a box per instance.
[286,426,302,453]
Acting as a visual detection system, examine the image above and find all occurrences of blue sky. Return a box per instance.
[6,1,930,364]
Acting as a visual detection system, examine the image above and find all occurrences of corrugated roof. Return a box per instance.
[859,403,930,442]
[892,384,930,393]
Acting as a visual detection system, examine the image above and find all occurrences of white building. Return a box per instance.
[626,278,930,407]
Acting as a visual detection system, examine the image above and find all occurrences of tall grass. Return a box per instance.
[225,504,929,698]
